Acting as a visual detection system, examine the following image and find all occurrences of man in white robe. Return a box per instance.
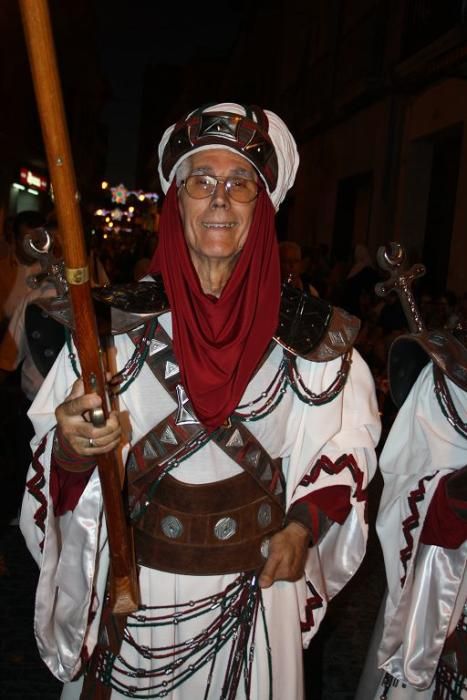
[20,103,381,699]
[357,331,467,699]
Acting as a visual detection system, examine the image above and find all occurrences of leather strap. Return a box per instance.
[126,324,284,519]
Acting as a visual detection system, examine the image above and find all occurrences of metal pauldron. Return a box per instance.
[274,281,360,361]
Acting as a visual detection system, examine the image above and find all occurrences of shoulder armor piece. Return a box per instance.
[92,275,169,333]
[33,277,360,357]
[389,330,467,408]
[273,283,360,361]
[33,275,169,335]
[92,274,168,314]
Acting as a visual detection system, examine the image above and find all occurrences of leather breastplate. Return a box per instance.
[125,322,285,575]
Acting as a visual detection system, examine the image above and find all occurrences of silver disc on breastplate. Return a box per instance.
[257,503,272,528]
[214,517,237,540]
[260,538,270,559]
[161,515,184,539]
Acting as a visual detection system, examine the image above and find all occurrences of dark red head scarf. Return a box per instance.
[149,182,280,429]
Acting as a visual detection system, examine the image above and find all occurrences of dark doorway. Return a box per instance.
[331,171,374,263]
[423,123,462,294]
[400,123,462,293]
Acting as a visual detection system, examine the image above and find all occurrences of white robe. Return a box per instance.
[20,312,381,699]
[358,363,467,699]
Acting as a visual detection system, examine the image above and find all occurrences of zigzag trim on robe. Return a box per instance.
[299,453,368,522]
[25,435,48,551]
[301,581,324,632]
[400,473,437,586]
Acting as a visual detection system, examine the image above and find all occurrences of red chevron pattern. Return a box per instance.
[299,454,368,521]
[300,581,324,632]
[400,474,436,586]
[25,436,48,551]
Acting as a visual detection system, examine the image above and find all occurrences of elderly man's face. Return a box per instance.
[178,149,257,270]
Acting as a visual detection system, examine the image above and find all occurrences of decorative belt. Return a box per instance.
[133,471,284,575]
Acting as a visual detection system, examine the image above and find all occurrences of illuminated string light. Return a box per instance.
[94,181,159,235]
[108,182,159,205]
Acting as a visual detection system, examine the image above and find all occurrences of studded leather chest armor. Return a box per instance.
[125,322,286,575]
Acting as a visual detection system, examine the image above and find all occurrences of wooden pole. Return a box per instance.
[19,0,139,614]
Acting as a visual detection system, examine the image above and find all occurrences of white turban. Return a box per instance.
[157,102,299,210]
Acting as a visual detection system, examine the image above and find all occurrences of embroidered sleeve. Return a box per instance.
[420,473,467,548]
[50,460,95,516]
[50,429,95,515]
[287,454,365,543]
[286,485,351,543]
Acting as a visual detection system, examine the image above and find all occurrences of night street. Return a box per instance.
[0,524,61,699]
[2,2,464,698]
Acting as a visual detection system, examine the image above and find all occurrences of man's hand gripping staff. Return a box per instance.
[19,0,139,614]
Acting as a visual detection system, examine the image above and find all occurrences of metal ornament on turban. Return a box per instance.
[157,102,299,210]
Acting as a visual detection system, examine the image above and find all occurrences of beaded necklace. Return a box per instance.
[66,322,352,416]
[285,350,352,406]
[65,319,160,390]
[233,349,352,422]
[111,318,159,394]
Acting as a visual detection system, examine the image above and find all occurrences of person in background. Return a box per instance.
[356,301,467,699]
[0,218,65,528]
[0,215,105,528]
[279,240,319,296]
[343,243,380,319]
[0,211,44,333]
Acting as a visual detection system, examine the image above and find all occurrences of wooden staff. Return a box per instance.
[19,0,139,614]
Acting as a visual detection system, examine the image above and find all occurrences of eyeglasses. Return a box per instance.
[181,174,259,203]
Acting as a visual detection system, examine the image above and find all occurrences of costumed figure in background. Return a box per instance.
[0,220,66,525]
[0,220,67,399]
[20,103,381,699]
[0,210,44,329]
[356,243,467,700]
[278,240,319,297]
[0,215,107,399]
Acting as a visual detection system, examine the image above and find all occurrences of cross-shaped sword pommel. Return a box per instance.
[23,226,68,297]
[375,242,426,334]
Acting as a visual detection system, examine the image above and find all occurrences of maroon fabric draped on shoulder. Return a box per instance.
[149,183,280,429]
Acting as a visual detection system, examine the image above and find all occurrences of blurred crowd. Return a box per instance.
[89,226,157,284]
[279,240,467,440]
